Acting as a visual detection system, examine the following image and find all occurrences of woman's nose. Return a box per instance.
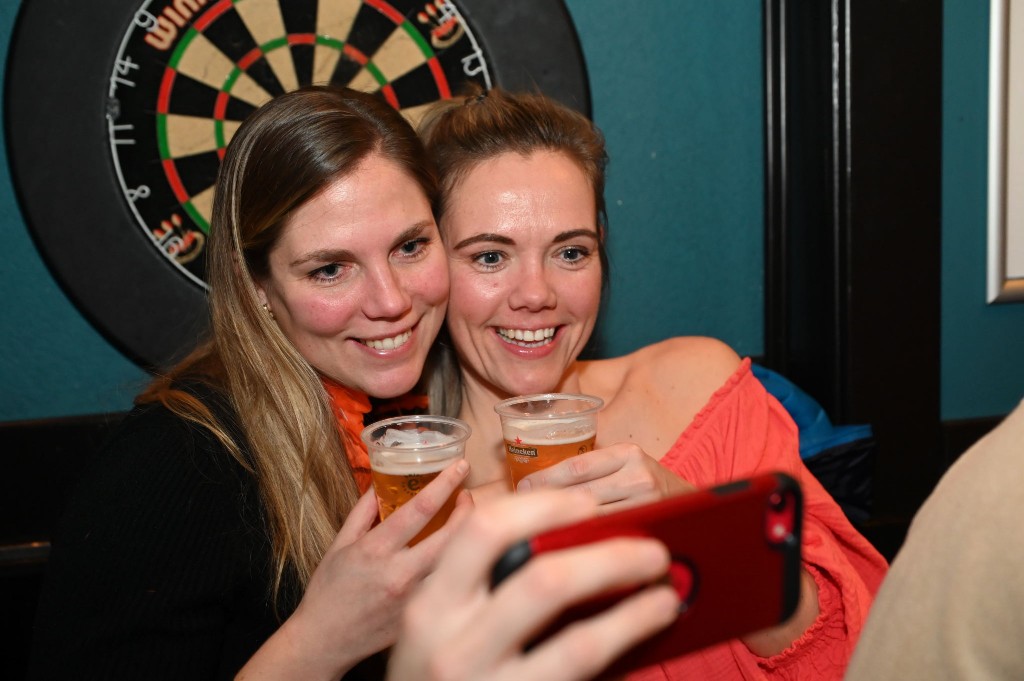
[508,265,557,311]
[364,265,412,319]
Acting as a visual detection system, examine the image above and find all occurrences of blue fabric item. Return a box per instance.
[752,364,873,460]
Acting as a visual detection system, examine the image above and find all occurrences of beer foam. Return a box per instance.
[371,456,455,476]
[376,427,460,448]
[502,417,596,445]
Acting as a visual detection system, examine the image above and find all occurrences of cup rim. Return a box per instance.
[493,392,605,418]
[360,414,473,450]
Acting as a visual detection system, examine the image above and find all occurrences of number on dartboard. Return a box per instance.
[107,0,494,289]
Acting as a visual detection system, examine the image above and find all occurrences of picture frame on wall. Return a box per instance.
[988,0,1024,303]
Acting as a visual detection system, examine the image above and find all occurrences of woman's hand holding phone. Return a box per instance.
[386,490,680,681]
[490,473,805,675]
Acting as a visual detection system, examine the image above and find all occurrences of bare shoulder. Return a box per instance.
[620,337,742,421]
[584,337,743,456]
[629,336,742,389]
[581,337,742,399]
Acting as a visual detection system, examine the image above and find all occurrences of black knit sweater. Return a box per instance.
[28,396,384,680]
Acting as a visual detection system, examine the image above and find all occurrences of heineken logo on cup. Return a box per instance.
[507,443,539,458]
[494,393,604,490]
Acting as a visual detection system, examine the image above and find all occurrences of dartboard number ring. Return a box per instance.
[109,0,495,288]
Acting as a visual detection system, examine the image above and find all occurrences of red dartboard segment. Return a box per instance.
[192,0,234,31]
[287,34,318,46]
[366,0,406,25]
[427,57,450,98]
[344,42,368,64]
[236,47,266,71]
[380,84,400,108]
[161,158,190,207]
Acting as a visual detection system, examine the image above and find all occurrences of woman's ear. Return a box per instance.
[233,253,268,307]
[253,280,275,320]
[252,274,271,310]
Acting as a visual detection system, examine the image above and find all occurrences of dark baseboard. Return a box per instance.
[1,412,126,554]
[1,412,126,680]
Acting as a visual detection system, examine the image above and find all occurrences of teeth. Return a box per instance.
[363,331,411,351]
[498,327,555,347]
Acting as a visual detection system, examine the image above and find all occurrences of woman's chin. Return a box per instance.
[367,383,418,400]
[489,375,563,399]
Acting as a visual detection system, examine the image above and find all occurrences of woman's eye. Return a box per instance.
[311,263,344,281]
[473,251,504,268]
[397,238,429,256]
[559,246,590,263]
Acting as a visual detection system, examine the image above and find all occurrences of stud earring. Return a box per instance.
[262,303,275,320]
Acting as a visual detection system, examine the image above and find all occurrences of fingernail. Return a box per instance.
[455,460,469,475]
[517,479,531,493]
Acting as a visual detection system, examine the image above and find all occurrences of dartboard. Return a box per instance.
[6,0,589,369]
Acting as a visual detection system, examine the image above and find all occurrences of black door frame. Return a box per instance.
[762,0,945,524]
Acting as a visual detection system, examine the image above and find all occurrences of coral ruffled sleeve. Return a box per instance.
[629,359,887,681]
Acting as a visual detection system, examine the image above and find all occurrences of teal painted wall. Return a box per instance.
[0,1,766,421]
[942,0,1024,419]
[566,0,766,361]
[0,2,150,422]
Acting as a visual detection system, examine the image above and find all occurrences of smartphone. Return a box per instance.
[490,472,803,675]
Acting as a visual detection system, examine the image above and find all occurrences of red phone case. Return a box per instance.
[490,472,803,675]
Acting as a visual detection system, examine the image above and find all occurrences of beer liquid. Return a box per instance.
[504,433,597,488]
[371,465,460,546]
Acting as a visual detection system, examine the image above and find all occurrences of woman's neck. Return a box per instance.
[456,379,511,490]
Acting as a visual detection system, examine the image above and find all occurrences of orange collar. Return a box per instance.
[322,378,373,494]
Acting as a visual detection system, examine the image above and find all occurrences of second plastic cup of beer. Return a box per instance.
[361,415,472,545]
[493,393,604,490]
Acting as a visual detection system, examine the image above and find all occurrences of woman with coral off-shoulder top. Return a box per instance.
[413,87,887,680]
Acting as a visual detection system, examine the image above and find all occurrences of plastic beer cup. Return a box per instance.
[493,393,604,490]
[361,415,471,545]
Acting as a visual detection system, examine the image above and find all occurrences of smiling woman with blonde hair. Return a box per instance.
[31,86,467,681]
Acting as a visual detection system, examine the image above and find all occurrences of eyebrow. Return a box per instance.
[452,233,514,250]
[452,228,600,251]
[290,248,354,268]
[554,228,601,243]
[289,220,436,267]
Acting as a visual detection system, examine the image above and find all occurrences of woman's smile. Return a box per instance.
[496,326,558,347]
[359,328,413,351]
